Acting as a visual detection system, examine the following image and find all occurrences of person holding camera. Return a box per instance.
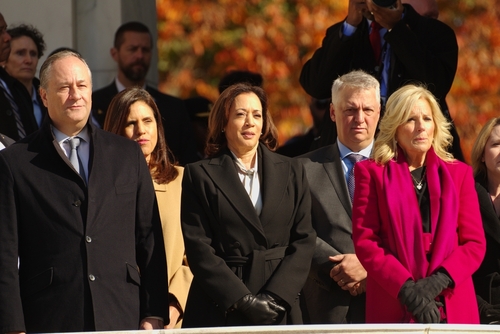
[300,0,463,161]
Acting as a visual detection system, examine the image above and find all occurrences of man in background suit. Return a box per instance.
[0,51,168,333]
[300,0,463,160]
[0,12,38,141]
[298,70,381,323]
[92,21,197,165]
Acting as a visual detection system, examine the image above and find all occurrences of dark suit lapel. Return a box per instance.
[0,134,14,147]
[477,183,500,245]
[92,82,118,125]
[37,119,85,182]
[259,146,290,225]
[203,151,266,237]
[322,143,352,218]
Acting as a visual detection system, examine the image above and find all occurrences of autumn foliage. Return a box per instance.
[157,0,499,162]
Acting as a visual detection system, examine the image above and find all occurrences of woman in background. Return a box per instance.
[471,117,500,324]
[352,84,485,323]
[5,24,47,128]
[104,87,192,329]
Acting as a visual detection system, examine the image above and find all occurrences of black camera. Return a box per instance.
[372,0,397,8]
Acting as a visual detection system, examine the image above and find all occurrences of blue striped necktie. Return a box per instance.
[347,154,364,203]
[0,81,26,138]
[66,136,86,183]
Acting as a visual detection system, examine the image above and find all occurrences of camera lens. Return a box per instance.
[372,0,396,8]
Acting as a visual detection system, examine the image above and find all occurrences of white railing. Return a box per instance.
[94,324,500,334]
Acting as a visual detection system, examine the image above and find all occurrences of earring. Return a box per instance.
[222,129,225,133]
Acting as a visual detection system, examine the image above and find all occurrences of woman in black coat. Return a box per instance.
[471,117,500,324]
[181,83,316,327]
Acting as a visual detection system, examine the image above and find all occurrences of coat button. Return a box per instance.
[89,274,95,281]
[85,236,92,243]
[73,200,81,207]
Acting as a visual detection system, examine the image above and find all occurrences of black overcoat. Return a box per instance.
[0,121,168,333]
[474,182,500,306]
[181,145,316,327]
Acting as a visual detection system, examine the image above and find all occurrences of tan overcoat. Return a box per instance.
[154,166,193,328]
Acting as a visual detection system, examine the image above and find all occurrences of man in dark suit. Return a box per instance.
[0,51,168,333]
[298,70,381,323]
[0,12,39,141]
[300,0,463,160]
[92,21,197,165]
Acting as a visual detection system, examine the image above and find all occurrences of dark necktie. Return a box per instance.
[347,154,364,203]
[370,21,382,65]
[67,137,86,182]
[0,81,26,138]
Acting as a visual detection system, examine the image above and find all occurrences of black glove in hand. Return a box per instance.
[256,292,287,323]
[414,271,452,300]
[414,300,441,323]
[230,293,283,325]
[478,296,500,324]
[399,271,452,317]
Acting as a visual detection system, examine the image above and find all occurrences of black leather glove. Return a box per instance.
[229,293,284,324]
[399,270,452,318]
[414,300,442,323]
[478,295,500,324]
[415,270,453,298]
[256,292,287,323]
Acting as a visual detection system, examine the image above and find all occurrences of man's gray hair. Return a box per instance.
[331,70,380,108]
[40,50,92,90]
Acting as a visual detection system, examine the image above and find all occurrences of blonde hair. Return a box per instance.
[373,85,454,165]
[471,117,500,182]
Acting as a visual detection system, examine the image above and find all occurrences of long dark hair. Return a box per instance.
[206,83,278,157]
[104,87,178,184]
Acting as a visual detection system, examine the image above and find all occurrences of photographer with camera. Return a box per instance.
[300,0,464,161]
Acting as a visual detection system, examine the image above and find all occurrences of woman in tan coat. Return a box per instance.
[104,87,193,328]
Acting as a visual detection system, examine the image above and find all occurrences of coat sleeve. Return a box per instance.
[439,165,486,287]
[181,164,251,310]
[263,161,316,307]
[0,153,26,333]
[308,237,342,291]
[297,156,343,289]
[299,21,366,99]
[134,148,169,322]
[385,10,458,108]
[168,258,193,317]
[352,162,413,299]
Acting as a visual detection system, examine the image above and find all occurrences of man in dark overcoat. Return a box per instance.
[0,50,168,333]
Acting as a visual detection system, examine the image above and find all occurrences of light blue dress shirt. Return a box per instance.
[52,125,90,182]
[337,140,373,184]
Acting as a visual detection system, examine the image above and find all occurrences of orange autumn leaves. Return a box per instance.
[157,0,500,161]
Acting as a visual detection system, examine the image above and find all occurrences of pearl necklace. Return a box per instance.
[411,167,426,190]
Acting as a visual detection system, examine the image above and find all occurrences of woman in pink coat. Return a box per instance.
[352,85,485,323]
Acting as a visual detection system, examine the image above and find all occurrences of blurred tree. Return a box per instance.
[439,0,500,161]
[157,0,500,159]
[157,0,347,143]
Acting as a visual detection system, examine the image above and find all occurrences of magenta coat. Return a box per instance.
[352,148,485,323]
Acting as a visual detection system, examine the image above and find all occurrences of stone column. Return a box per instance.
[2,0,158,90]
